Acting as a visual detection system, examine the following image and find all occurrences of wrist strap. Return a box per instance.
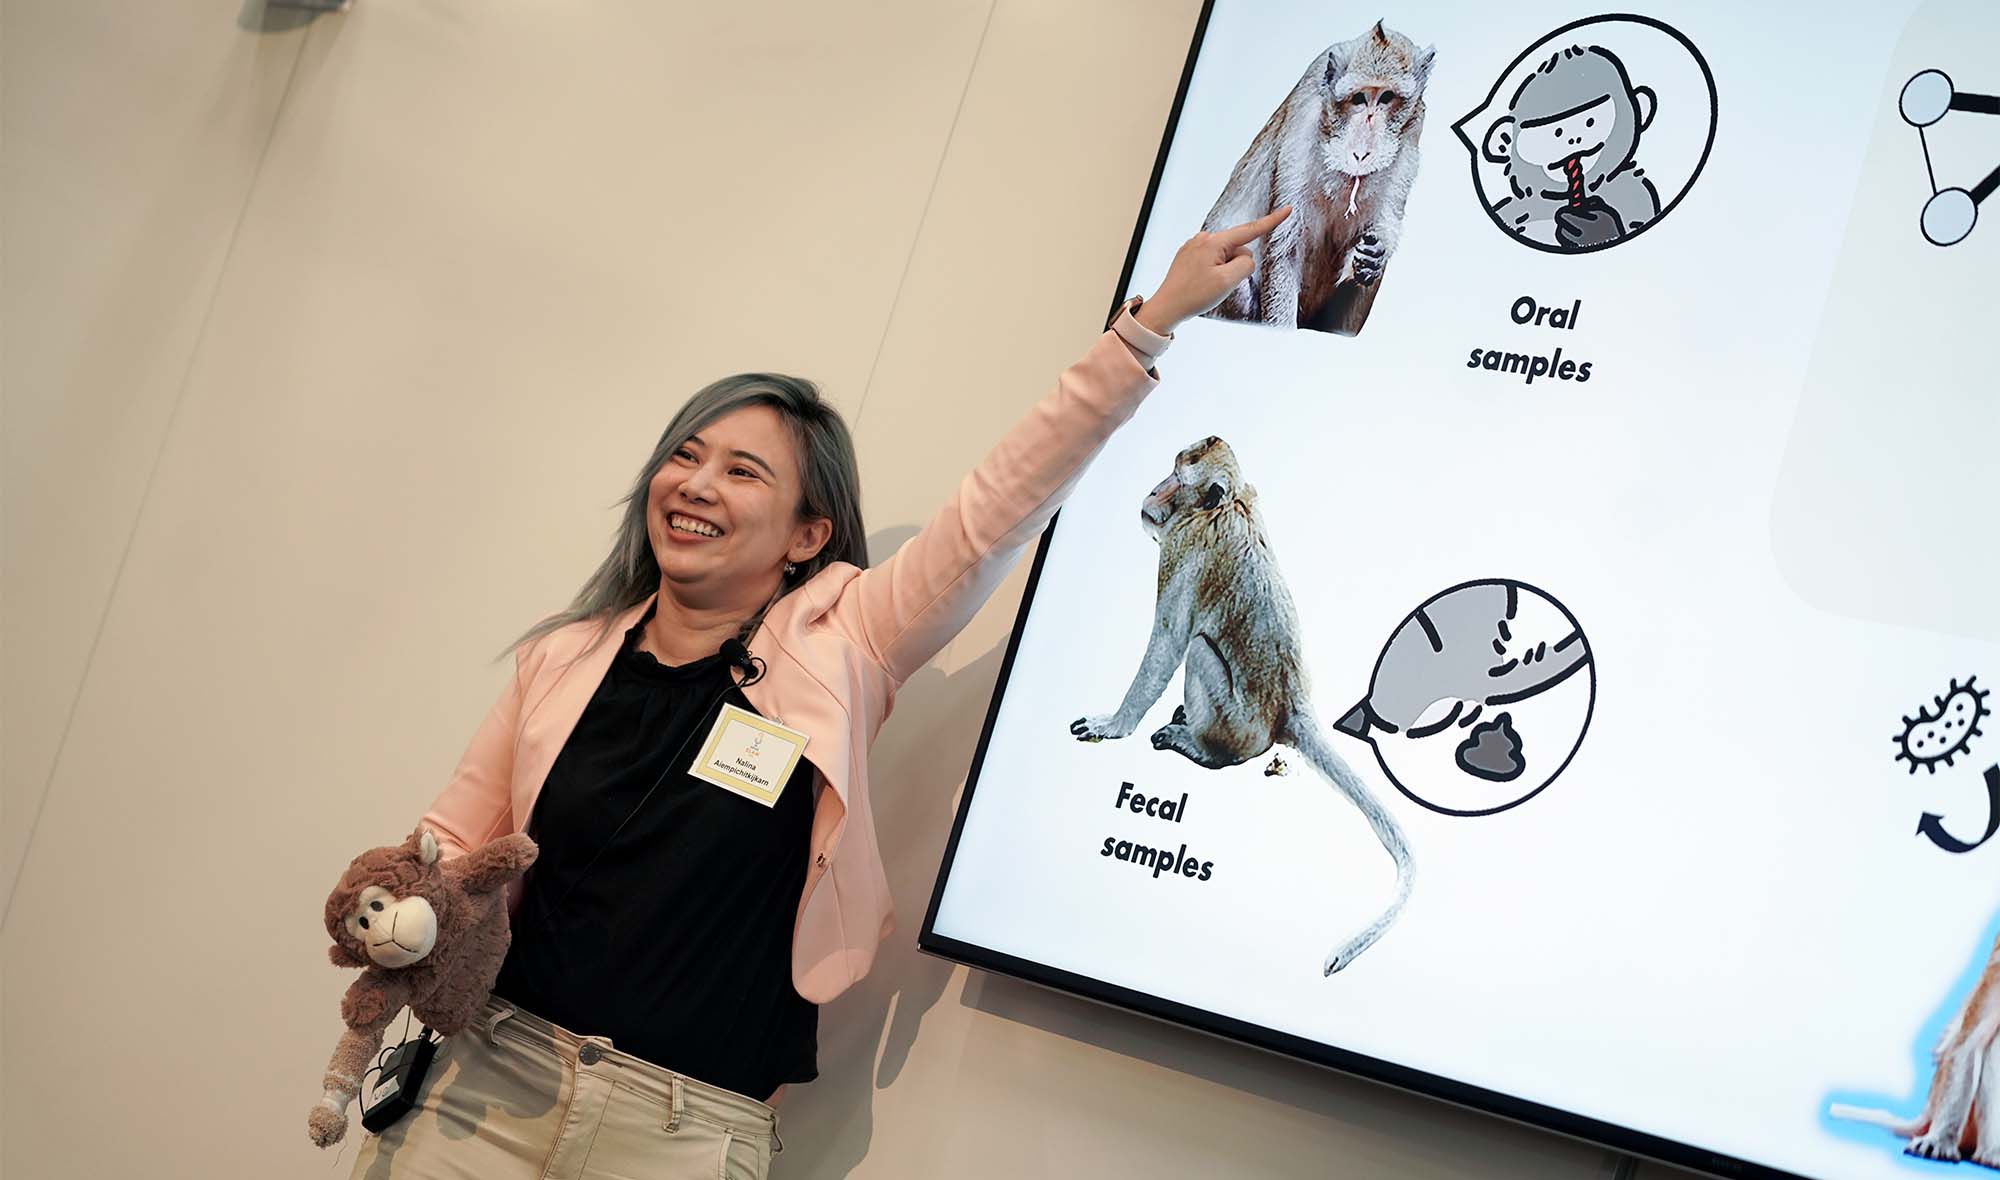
[1109,295,1172,363]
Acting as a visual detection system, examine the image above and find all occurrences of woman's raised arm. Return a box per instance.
[826,209,1290,683]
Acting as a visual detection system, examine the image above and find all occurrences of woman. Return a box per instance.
[347,207,1289,1179]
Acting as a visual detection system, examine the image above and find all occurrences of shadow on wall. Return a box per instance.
[774,525,990,1177]
[239,0,341,33]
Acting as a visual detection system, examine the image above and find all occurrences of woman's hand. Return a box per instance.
[1134,206,1292,336]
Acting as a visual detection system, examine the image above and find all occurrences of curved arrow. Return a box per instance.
[1917,764,2000,854]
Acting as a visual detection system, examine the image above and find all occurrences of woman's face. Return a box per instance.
[645,405,830,601]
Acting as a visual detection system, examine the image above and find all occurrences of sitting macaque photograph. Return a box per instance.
[1201,19,1434,336]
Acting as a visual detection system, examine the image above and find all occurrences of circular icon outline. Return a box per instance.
[1350,577,1597,817]
[1450,13,1720,257]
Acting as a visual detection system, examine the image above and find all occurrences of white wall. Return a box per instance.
[0,2,1695,1177]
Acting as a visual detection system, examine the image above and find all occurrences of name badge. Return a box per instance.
[690,703,808,807]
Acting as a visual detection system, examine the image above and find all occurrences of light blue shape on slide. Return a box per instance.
[1821,905,2000,1173]
[1902,69,1955,126]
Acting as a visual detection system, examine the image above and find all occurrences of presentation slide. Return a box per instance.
[921,3,2000,1178]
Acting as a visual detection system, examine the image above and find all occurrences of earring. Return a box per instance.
[783,561,798,578]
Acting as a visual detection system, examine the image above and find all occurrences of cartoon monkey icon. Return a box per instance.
[1481,45,1660,251]
[1456,17,1715,255]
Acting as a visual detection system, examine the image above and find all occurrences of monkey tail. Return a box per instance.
[1827,1103,1928,1138]
[1287,715,1414,976]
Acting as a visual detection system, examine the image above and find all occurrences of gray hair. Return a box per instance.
[512,373,868,654]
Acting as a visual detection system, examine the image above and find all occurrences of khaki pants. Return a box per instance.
[349,997,782,1180]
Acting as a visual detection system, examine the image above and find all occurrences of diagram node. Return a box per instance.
[1923,188,1978,247]
[1901,69,1954,128]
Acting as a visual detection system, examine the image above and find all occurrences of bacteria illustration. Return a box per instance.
[1894,675,1990,774]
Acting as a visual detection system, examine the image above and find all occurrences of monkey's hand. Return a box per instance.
[1349,232,1390,285]
[1070,714,1136,743]
[1553,196,1626,249]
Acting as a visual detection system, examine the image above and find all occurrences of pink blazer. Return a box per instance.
[419,319,1165,1004]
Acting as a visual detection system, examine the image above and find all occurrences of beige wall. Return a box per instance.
[0,3,1697,1177]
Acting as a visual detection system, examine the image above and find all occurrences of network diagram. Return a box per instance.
[1900,69,1999,247]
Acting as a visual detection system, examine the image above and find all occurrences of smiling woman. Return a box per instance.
[516,373,869,669]
[339,207,1291,1180]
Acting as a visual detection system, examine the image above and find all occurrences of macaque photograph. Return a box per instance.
[1200,19,1435,336]
[1066,435,1414,977]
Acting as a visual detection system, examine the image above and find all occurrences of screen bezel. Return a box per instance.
[917,6,1806,1178]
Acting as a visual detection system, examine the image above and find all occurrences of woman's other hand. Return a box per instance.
[1134,206,1292,336]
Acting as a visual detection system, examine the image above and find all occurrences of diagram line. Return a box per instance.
[1949,91,2000,116]
[1971,160,2000,206]
[1920,127,1939,195]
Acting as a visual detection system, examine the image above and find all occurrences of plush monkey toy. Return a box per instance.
[307,824,538,1148]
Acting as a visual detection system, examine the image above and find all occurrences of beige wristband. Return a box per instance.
[1108,295,1173,365]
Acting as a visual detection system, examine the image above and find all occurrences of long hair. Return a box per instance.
[512,373,867,654]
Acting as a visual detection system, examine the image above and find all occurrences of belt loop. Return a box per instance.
[480,1003,516,1046]
[771,1117,784,1155]
[662,1075,683,1133]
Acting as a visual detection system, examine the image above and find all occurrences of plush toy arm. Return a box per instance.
[307,974,412,1148]
[307,1025,381,1148]
[447,830,539,895]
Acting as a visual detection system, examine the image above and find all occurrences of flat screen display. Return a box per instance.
[920,3,2000,1178]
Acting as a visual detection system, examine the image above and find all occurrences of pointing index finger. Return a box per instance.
[1212,205,1292,249]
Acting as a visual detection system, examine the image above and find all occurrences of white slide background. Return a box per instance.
[932,3,2000,1178]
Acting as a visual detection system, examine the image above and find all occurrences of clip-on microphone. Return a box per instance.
[719,636,759,680]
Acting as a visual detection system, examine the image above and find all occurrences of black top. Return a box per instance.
[493,614,818,1099]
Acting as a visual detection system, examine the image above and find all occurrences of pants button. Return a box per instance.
[578,1043,603,1066]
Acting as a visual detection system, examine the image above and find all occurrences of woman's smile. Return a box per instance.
[665,510,724,540]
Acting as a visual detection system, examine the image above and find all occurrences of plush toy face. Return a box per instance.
[338,883,438,968]
[324,826,449,971]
